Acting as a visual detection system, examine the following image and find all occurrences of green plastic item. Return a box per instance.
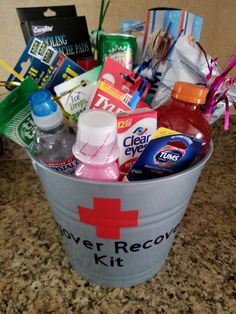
[0,77,38,148]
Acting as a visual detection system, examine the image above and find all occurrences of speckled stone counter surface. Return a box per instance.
[0,117,235,314]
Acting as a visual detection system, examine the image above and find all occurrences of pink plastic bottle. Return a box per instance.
[157,82,211,155]
[72,109,120,182]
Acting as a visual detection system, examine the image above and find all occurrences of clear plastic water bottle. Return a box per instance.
[29,89,79,175]
[72,109,120,182]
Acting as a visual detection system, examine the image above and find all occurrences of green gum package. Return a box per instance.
[0,77,38,148]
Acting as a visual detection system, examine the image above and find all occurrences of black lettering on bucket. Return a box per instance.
[165,222,180,239]
[96,242,104,251]
[114,241,128,254]
[165,228,174,239]
[55,221,182,268]
[63,228,71,239]
[115,257,124,267]
[71,233,81,244]
[154,235,164,245]
[83,240,93,249]
[94,254,124,267]
[143,240,153,249]
[55,221,64,236]
[56,223,81,244]
[130,243,142,252]
[94,254,108,266]
[55,222,105,252]
[173,223,180,233]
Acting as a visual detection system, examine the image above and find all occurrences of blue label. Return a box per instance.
[127,130,203,180]
[7,37,84,93]
[155,149,183,164]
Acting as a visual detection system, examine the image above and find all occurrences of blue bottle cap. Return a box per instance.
[29,90,57,117]
[29,89,63,129]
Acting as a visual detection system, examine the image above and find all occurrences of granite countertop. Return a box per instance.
[0,117,235,314]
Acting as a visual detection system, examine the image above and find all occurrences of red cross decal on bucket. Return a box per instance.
[78,198,139,240]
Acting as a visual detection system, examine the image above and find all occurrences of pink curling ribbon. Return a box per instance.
[205,58,218,83]
[203,55,236,130]
[197,42,218,83]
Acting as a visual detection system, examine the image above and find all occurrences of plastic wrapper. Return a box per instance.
[151,35,220,110]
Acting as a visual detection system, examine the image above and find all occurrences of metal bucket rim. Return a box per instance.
[29,141,213,186]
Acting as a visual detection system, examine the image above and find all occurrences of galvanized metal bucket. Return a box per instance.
[32,144,213,287]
